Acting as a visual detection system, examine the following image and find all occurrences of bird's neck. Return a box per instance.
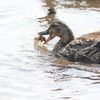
[60,33,74,46]
[53,32,74,57]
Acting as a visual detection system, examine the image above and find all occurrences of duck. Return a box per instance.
[38,20,100,63]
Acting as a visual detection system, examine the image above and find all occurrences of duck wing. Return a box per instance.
[60,31,100,62]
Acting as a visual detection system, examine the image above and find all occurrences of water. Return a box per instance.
[0,0,100,100]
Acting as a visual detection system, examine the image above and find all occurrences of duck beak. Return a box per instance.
[46,34,56,43]
[38,30,49,35]
[38,30,56,44]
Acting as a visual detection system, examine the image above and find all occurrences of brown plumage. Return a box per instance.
[38,20,100,63]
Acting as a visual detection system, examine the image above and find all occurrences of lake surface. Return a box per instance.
[0,0,100,100]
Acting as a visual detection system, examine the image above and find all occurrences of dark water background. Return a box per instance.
[0,0,100,100]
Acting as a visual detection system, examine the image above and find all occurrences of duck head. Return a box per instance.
[38,20,74,45]
[38,20,75,56]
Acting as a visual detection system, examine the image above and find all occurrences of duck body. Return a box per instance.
[60,31,100,62]
[38,20,100,63]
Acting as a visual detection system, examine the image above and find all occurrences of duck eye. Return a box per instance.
[52,25,60,33]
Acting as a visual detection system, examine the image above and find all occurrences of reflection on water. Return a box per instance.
[0,0,100,100]
[55,0,100,8]
[38,0,56,27]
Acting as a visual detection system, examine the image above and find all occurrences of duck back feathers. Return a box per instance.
[59,31,100,62]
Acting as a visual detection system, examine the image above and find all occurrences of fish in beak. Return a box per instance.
[38,30,56,44]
